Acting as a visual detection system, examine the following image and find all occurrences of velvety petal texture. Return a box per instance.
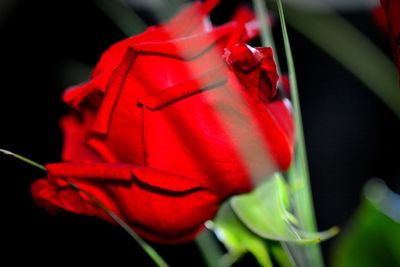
[32,0,294,244]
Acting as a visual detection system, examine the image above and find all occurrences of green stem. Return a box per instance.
[275,1,324,266]
[196,229,225,267]
[0,149,169,267]
[275,0,315,233]
[0,149,46,171]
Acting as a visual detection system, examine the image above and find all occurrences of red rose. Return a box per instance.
[380,0,400,77]
[32,0,294,243]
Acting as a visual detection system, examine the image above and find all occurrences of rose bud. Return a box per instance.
[32,0,294,244]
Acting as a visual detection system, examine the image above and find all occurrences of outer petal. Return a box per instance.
[32,163,219,244]
[32,179,99,216]
[85,23,237,165]
[128,166,219,243]
[63,0,220,109]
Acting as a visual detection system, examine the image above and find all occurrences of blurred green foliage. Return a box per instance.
[332,180,400,267]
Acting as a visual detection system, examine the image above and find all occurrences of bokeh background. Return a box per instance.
[0,0,398,266]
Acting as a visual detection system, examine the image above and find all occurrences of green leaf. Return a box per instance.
[230,173,338,244]
[332,179,400,267]
[212,202,273,267]
[269,241,293,267]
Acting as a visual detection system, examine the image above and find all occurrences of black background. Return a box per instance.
[0,0,399,266]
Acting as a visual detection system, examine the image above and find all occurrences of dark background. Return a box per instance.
[0,0,399,266]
